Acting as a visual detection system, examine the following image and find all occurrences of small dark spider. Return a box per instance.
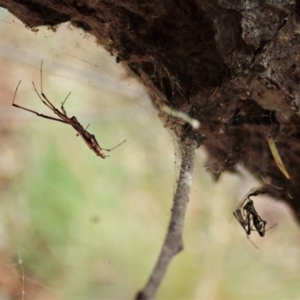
[242,198,267,237]
[12,60,126,159]
[233,190,277,248]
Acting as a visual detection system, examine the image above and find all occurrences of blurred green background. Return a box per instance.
[0,7,300,300]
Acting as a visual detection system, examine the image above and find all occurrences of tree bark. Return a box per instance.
[1,1,300,217]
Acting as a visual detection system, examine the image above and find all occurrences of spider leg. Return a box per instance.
[248,187,268,199]
[40,59,44,94]
[233,210,248,234]
[37,60,71,119]
[13,103,67,123]
[12,80,22,105]
[245,214,259,249]
[233,210,258,248]
[246,234,259,249]
[32,81,68,121]
[265,223,277,232]
[12,81,67,123]
[249,219,257,233]
[61,92,72,116]
[37,60,66,115]
[101,139,127,152]
[235,192,251,211]
[36,61,56,109]
[245,213,253,235]
[32,81,55,110]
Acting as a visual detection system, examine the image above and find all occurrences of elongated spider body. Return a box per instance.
[12,61,126,158]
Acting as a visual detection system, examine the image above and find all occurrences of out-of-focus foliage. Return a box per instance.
[0,8,300,300]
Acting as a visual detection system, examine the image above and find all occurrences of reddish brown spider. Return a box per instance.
[12,60,126,158]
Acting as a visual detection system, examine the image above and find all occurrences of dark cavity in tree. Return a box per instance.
[1,0,300,221]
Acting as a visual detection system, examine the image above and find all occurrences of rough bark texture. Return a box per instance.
[2,0,300,220]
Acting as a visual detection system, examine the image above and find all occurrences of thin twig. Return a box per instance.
[136,136,199,300]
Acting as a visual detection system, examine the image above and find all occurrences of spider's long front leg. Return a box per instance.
[101,139,127,152]
[61,92,72,116]
[12,81,67,124]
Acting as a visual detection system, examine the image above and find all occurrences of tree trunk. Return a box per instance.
[1,0,300,220]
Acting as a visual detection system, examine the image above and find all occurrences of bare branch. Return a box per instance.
[136,136,199,300]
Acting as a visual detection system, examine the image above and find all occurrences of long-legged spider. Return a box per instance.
[233,190,277,248]
[12,60,126,158]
